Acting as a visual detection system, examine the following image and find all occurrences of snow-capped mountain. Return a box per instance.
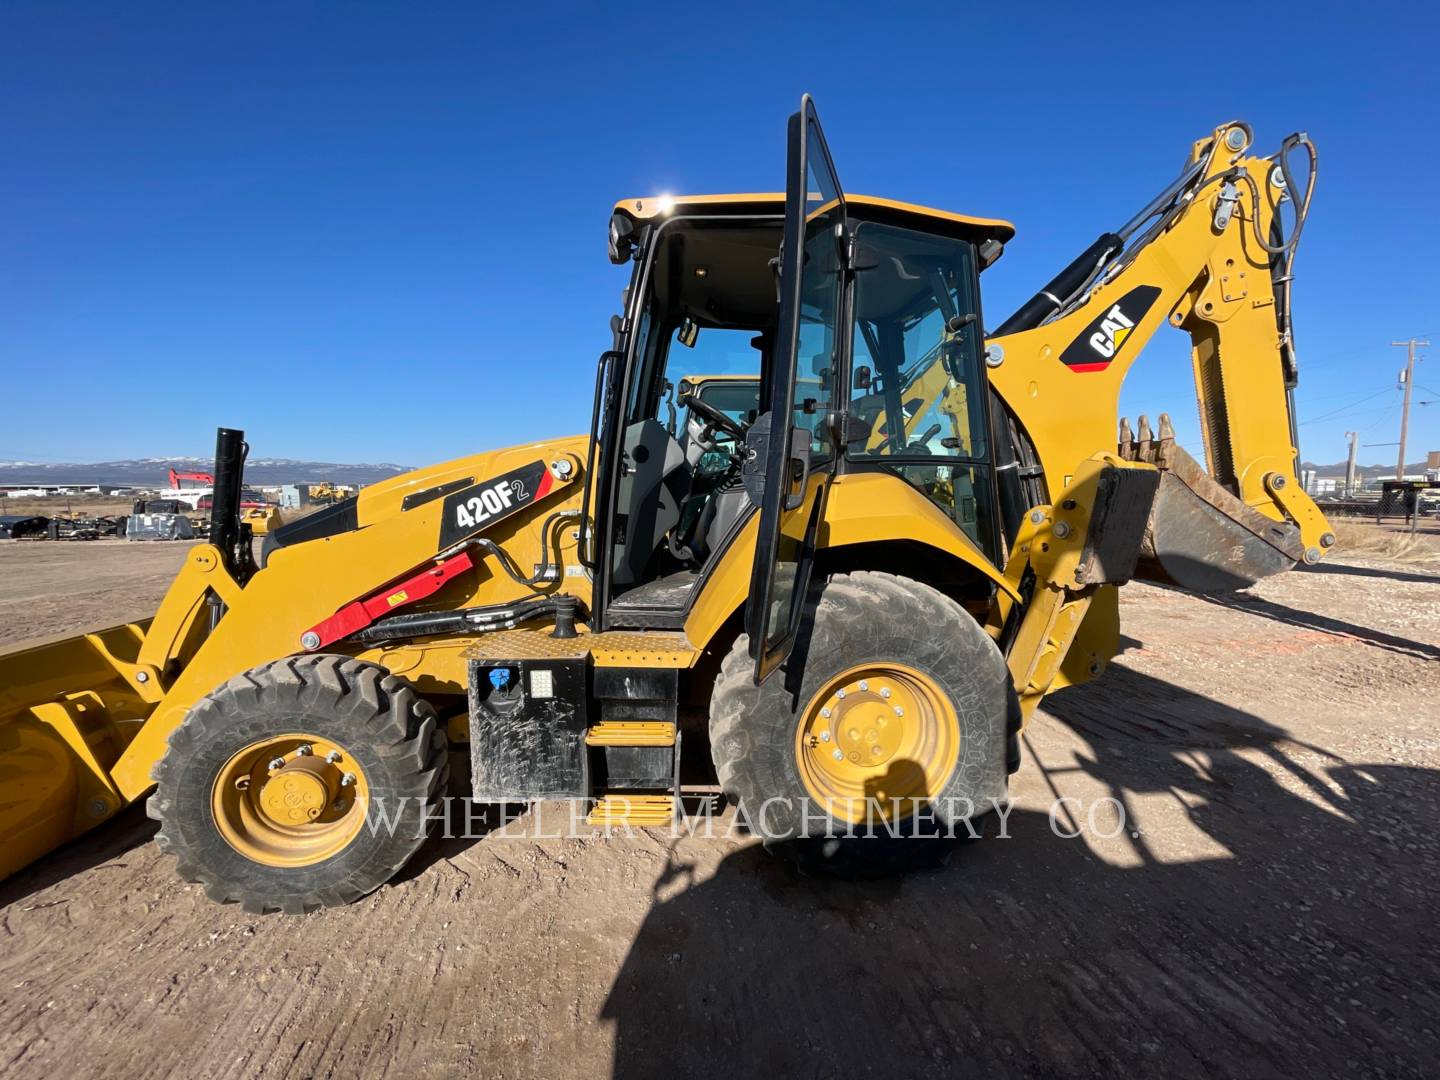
[0,456,412,487]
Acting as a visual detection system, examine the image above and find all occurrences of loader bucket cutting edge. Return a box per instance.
[0,622,156,880]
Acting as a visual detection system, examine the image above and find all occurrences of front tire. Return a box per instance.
[149,655,448,914]
[709,571,1013,862]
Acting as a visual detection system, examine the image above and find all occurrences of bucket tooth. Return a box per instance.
[1118,417,1134,460]
[1136,415,1154,463]
[1156,412,1176,467]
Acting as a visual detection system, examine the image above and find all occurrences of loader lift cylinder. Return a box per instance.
[208,427,249,581]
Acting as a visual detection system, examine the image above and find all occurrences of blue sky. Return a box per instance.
[2,2,1435,470]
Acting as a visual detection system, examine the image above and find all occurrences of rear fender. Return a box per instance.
[683,471,1015,650]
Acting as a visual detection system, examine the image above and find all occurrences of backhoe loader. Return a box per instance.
[0,97,1331,912]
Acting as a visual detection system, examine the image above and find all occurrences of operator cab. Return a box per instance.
[603,216,775,622]
[592,101,1015,658]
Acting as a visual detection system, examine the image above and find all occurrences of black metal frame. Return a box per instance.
[588,210,783,632]
[746,95,848,684]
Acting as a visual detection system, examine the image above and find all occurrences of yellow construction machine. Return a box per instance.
[0,97,1331,911]
[243,505,283,535]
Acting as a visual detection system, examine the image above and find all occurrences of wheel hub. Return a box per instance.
[821,684,906,769]
[258,757,340,826]
[211,734,368,867]
[795,664,960,823]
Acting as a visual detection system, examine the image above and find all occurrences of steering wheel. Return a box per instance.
[678,391,749,442]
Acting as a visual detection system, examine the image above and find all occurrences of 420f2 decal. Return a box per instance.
[438,460,554,549]
[1058,285,1162,372]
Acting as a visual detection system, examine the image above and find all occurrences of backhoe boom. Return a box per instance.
[987,121,1332,591]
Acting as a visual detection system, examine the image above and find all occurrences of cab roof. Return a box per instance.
[613,192,1016,245]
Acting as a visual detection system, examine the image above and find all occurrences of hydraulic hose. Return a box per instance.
[473,509,582,588]
[353,594,582,644]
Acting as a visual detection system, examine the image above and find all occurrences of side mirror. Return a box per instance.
[677,317,699,348]
[852,365,872,390]
[608,213,637,264]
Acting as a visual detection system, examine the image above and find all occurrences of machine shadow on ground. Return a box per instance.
[1184,587,1440,662]
[1301,560,1440,587]
[600,666,1437,1078]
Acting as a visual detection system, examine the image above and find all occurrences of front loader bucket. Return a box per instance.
[1125,426,1303,592]
[0,623,154,880]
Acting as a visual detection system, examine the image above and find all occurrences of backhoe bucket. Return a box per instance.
[1122,420,1302,591]
[0,623,153,879]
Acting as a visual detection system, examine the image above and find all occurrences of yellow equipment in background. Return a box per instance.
[0,97,1330,911]
[243,505,282,535]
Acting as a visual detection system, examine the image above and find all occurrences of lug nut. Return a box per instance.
[880,688,891,699]
[325,751,341,764]
[340,772,357,787]
[268,757,286,771]
[832,750,844,762]
[820,707,831,718]
[820,731,831,742]
[836,689,846,699]
[296,744,313,756]
[894,706,904,717]
[858,680,869,692]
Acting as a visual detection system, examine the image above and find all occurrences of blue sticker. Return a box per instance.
[488,668,512,692]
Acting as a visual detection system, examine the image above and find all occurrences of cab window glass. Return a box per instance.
[846,221,997,560]
[848,222,986,462]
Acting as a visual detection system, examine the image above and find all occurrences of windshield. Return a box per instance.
[668,328,760,384]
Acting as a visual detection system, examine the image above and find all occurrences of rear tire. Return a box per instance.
[149,655,448,914]
[709,571,1013,871]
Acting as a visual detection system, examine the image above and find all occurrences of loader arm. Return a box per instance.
[986,121,1333,591]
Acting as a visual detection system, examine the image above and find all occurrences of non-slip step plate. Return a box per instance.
[585,721,677,747]
[586,794,677,827]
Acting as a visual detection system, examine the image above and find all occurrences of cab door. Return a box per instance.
[745,95,848,683]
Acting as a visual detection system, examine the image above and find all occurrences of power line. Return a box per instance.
[1298,386,1396,425]
[1296,383,1400,404]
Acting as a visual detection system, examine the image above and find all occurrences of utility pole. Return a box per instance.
[1391,338,1429,481]
[1344,430,1358,496]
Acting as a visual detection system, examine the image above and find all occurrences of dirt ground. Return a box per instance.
[0,539,202,646]
[1,536,1437,1078]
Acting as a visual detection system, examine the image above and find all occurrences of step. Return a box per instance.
[585,721,677,747]
[586,794,678,827]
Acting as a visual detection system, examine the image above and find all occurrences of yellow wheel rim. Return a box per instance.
[211,733,370,867]
[794,663,960,825]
